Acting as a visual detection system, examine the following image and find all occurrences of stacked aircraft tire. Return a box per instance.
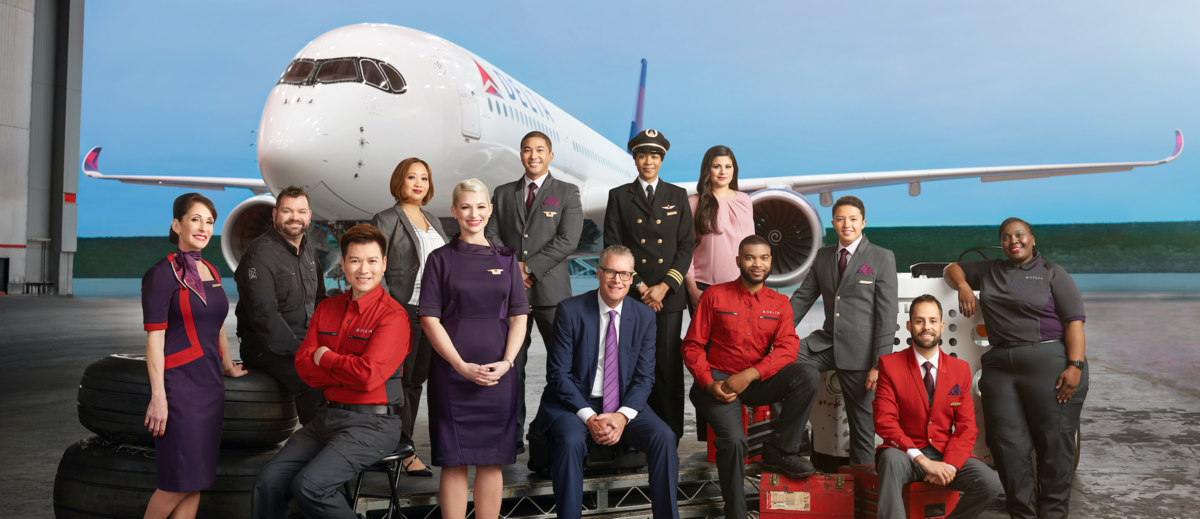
[54,354,298,518]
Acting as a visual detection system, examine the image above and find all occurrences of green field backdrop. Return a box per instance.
[76,221,1200,278]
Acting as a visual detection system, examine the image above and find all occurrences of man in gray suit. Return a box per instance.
[485,131,584,452]
[789,195,898,466]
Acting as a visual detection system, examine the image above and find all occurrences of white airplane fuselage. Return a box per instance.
[257,23,637,224]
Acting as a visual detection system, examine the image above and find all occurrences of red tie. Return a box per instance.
[525,182,537,212]
[838,248,850,278]
[923,361,935,405]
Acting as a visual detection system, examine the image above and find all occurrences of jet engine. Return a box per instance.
[749,188,824,287]
[221,194,276,271]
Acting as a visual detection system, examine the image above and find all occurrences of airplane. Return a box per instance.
[82,23,1185,287]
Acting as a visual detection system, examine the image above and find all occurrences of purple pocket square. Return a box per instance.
[856,263,874,275]
[543,195,560,207]
[949,384,963,396]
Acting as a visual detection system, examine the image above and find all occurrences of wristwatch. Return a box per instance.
[634,281,645,290]
[524,264,532,274]
[1066,360,1085,370]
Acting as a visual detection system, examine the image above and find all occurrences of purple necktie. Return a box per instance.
[923,361,935,405]
[602,310,620,414]
[838,248,850,279]
[525,182,537,212]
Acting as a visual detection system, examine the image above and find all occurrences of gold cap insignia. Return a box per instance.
[646,129,658,137]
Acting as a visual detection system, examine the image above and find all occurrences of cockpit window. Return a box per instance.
[379,63,407,94]
[277,57,407,94]
[280,60,315,84]
[361,60,387,89]
[316,59,359,83]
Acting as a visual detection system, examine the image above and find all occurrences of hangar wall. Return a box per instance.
[0,0,83,295]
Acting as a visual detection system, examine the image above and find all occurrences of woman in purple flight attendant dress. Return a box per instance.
[420,179,529,519]
[141,193,247,519]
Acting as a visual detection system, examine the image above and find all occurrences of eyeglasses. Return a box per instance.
[599,267,633,281]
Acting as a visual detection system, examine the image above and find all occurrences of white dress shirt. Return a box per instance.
[636,176,660,198]
[907,346,953,471]
[522,172,548,192]
[576,292,638,423]
[836,234,864,260]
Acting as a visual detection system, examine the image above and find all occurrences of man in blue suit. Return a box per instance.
[529,245,680,519]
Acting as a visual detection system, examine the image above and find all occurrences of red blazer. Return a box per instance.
[873,347,977,469]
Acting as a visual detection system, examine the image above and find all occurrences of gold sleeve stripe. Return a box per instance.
[666,269,684,284]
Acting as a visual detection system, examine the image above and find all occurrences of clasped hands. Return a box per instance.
[455,360,512,386]
[915,455,957,486]
[704,367,759,403]
[638,282,668,312]
[586,412,629,445]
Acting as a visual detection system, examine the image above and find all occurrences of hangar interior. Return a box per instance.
[0,0,84,295]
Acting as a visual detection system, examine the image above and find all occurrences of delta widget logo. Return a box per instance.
[475,60,502,97]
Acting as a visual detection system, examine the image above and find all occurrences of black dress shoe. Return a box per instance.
[516,442,525,455]
[762,443,816,480]
[401,455,434,477]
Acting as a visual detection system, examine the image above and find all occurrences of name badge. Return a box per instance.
[666,211,677,216]
[488,269,504,275]
[950,402,961,406]
[858,280,873,284]
[211,283,221,287]
[544,211,557,217]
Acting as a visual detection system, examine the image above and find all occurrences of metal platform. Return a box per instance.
[352,452,768,519]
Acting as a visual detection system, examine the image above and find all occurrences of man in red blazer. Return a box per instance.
[873,294,1001,519]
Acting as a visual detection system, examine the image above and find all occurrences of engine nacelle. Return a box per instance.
[750,188,824,287]
[221,194,277,271]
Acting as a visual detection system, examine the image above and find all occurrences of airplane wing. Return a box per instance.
[676,130,1184,202]
[81,146,271,195]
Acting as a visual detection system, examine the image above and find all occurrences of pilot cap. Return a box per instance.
[628,129,670,155]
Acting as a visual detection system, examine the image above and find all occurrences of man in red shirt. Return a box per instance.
[684,235,820,519]
[873,294,1000,519]
[252,224,411,519]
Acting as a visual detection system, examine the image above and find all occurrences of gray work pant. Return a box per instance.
[251,407,403,519]
[690,363,819,519]
[515,305,557,448]
[876,447,1002,519]
[795,345,876,465]
[980,341,1088,519]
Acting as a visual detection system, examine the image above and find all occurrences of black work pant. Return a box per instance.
[690,362,819,519]
[398,303,431,451]
[650,311,685,440]
[876,446,1002,519]
[241,345,324,425]
[251,406,403,519]
[980,341,1088,519]
[795,344,876,465]
[515,305,557,448]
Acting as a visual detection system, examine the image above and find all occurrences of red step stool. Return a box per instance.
[837,464,960,519]
[705,405,771,463]
[760,471,855,518]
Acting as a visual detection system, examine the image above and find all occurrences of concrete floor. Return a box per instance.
[1,292,1198,518]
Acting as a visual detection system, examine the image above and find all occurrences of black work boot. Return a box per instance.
[762,442,817,480]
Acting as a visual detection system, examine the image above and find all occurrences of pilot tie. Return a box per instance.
[525,182,538,212]
[923,361,935,406]
[645,183,654,203]
[603,310,620,414]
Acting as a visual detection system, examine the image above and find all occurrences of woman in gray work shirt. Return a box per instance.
[371,157,448,477]
[944,217,1087,519]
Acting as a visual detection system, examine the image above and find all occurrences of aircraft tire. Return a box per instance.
[77,354,297,448]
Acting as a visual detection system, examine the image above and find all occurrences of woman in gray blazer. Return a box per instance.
[370,157,448,477]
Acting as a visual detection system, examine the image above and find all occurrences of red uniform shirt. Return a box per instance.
[682,280,799,388]
[295,284,410,405]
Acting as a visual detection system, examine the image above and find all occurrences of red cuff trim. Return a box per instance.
[144,322,168,331]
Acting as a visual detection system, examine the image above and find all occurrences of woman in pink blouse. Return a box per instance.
[686,146,756,313]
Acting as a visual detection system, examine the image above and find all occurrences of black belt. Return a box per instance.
[995,339,1062,348]
[324,401,402,415]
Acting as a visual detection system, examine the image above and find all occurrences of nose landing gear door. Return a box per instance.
[437,56,482,140]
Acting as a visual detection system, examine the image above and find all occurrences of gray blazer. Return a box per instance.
[789,234,898,371]
[484,173,584,307]
[370,203,448,305]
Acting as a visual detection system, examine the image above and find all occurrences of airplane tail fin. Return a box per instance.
[82,146,103,177]
[627,59,647,152]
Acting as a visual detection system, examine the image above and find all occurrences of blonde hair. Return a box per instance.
[451,178,490,205]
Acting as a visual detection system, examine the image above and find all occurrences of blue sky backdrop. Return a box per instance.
[79,0,1199,236]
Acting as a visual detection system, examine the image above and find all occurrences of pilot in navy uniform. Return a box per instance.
[602,129,695,440]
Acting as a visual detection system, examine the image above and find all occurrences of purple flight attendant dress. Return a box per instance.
[419,237,530,466]
[141,252,228,492]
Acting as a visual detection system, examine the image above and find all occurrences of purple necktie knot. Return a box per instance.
[602,309,620,414]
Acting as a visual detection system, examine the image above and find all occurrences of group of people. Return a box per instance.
[139,128,1089,519]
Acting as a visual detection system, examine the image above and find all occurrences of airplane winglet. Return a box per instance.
[1166,129,1184,163]
[82,146,103,177]
[627,59,648,150]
